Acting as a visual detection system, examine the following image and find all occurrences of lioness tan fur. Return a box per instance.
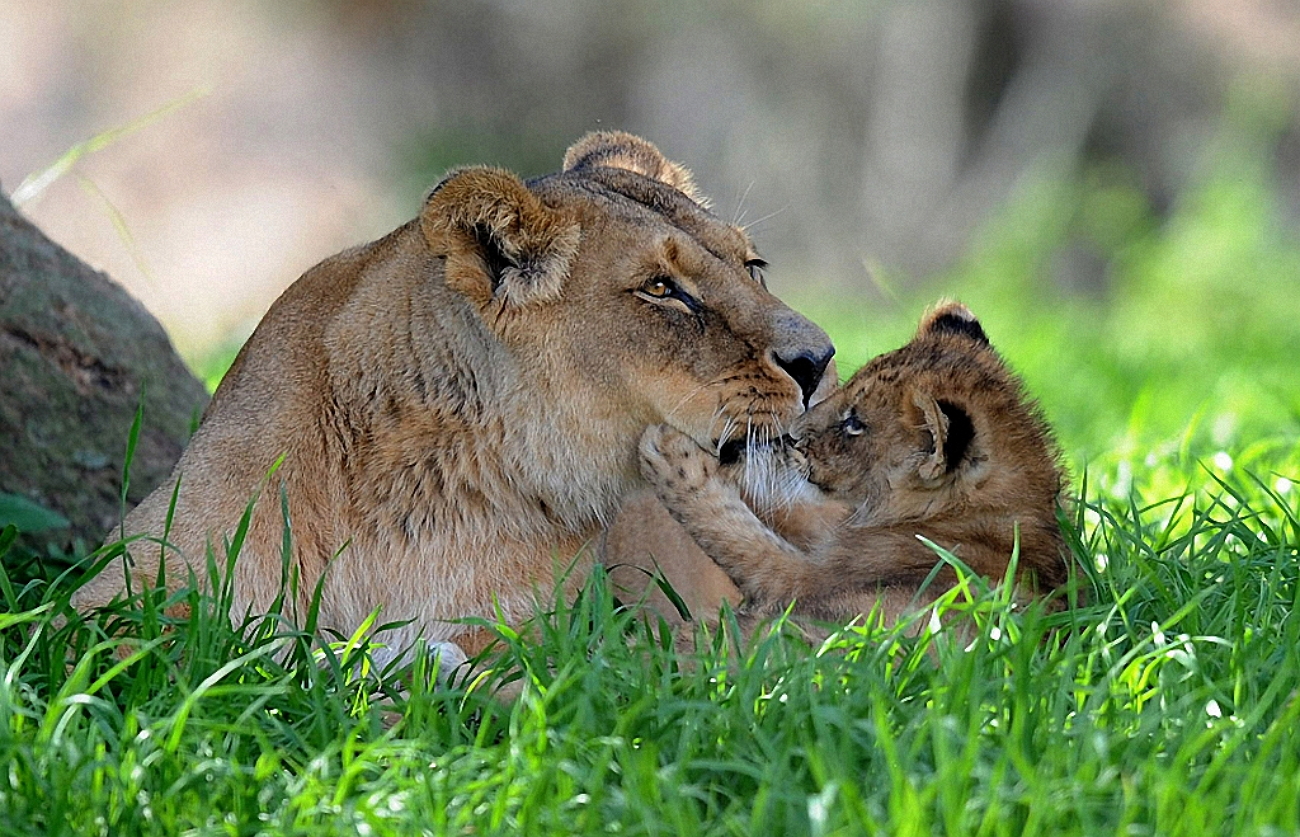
[615,302,1068,631]
[73,132,835,661]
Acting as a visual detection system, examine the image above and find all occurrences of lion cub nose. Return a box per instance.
[775,346,835,407]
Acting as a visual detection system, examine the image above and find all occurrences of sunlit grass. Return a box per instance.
[2,435,1298,834]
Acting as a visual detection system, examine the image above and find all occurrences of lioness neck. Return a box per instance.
[320,224,627,550]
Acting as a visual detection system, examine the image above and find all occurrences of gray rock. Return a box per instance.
[0,188,209,552]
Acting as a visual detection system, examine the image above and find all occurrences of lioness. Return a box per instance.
[74,132,835,662]
[620,302,1068,630]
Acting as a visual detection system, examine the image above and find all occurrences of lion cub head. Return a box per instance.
[792,301,1068,588]
[610,301,1069,633]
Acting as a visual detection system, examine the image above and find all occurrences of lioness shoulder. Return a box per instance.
[74,132,835,661]
[626,301,1069,629]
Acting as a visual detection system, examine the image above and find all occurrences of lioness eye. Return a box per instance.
[842,413,866,436]
[644,278,673,298]
[745,259,768,288]
[638,276,701,312]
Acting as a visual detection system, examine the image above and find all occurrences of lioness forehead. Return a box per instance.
[530,168,754,265]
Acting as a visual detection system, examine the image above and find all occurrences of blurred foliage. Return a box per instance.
[397,127,577,204]
[803,104,1300,468]
[186,95,1300,480]
[0,493,70,534]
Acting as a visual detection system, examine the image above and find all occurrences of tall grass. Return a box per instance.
[2,440,1298,834]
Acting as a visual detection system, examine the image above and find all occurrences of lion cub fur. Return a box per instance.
[73,132,835,662]
[615,302,1069,631]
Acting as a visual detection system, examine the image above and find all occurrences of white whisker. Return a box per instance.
[732,180,757,226]
[715,414,739,455]
[739,203,789,235]
[661,379,721,424]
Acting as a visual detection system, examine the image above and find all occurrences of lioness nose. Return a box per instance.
[775,346,835,407]
[771,311,835,406]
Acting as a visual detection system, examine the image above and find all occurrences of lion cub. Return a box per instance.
[634,302,1069,628]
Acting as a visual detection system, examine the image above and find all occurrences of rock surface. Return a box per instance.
[0,189,209,550]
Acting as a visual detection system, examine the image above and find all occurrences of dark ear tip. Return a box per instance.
[920,301,988,345]
[560,130,707,206]
[562,131,662,172]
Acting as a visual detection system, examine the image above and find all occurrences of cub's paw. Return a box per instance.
[639,424,718,490]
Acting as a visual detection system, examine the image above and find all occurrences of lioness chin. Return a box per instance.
[74,131,835,666]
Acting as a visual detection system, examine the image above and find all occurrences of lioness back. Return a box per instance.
[74,132,835,659]
[631,301,1069,629]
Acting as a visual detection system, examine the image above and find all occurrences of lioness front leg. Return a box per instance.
[638,424,821,605]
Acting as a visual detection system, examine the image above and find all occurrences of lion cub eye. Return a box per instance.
[841,412,867,436]
[745,259,768,288]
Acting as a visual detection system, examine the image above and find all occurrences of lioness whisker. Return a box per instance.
[714,414,740,457]
[731,180,757,227]
[738,203,789,235]
[662,379,724,426]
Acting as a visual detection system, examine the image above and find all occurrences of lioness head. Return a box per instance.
[420,131,836,470]
[792,301,1067,585]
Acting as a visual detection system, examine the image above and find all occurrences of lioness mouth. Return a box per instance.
[717,434,798,466]
[718,438,747,465]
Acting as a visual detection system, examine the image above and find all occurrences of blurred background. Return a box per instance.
[3,0,1299,462]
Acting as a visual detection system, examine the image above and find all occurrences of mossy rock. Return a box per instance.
[0,189,209,554]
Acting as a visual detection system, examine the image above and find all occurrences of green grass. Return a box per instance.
[5,117,1300,834]
[3,448,1299,835]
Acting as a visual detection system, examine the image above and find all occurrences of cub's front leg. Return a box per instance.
[638,424,821,605]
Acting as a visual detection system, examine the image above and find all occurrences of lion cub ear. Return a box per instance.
[917,301,989,346]
[911,390,980,484]
[562,131,709,207]
[421,167,580,310]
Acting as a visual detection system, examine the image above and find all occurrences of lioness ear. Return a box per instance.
[912,390,977,483]
[421,167,580,309]
[562,131,709,207]
[918,300,989,345]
